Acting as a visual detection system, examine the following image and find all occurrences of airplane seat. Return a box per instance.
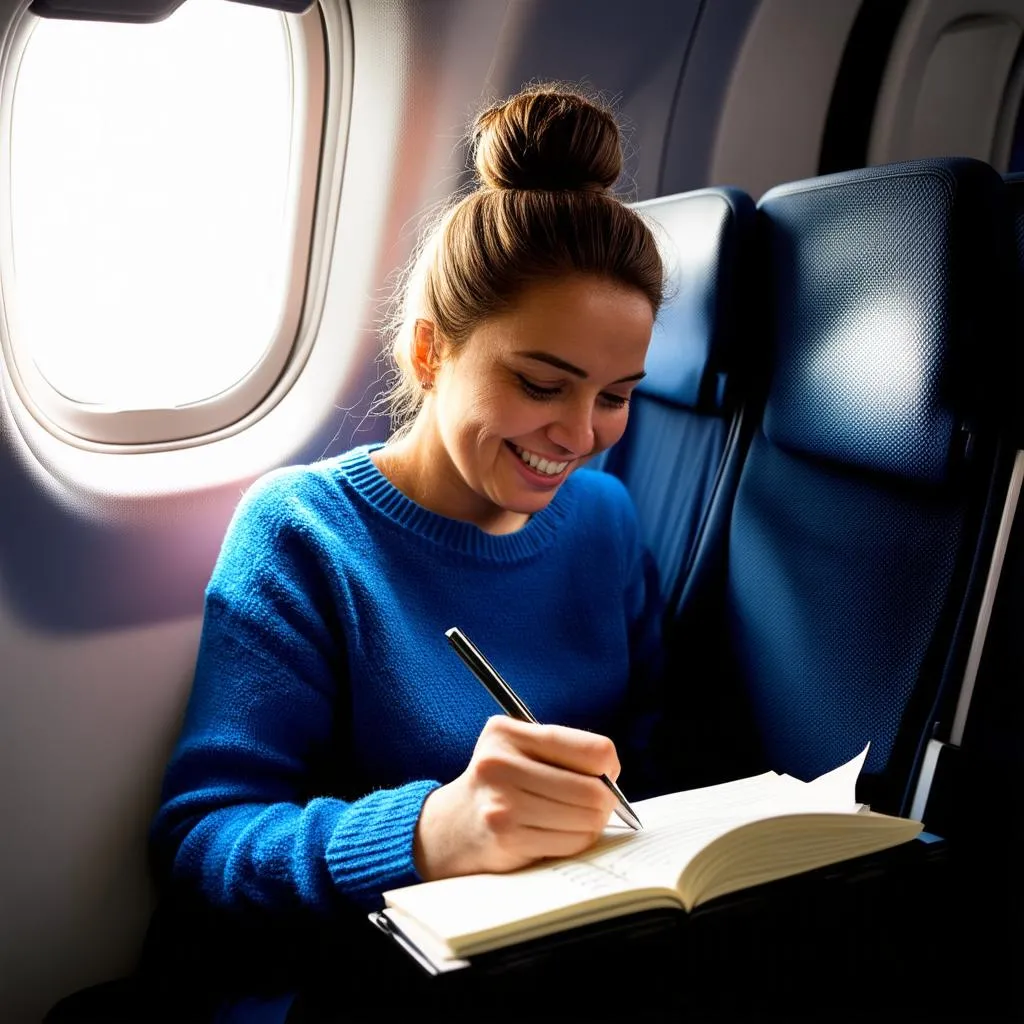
[669,157,1019,816]
[936,171,1024,829]
[598,186,756,606]
[961,172,1024,823]
[648,157,1020,1018]
[925,170,1024,1017]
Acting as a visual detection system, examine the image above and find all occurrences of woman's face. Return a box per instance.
[423,273,654,532]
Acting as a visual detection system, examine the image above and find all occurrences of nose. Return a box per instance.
[546,396,595,457]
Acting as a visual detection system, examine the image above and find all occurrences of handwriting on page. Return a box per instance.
[550,757,865,892]
[548,815,741,894]
[548,772,791,892]
[548,860,632,896]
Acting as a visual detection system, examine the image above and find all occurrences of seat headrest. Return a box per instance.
[759,158,1015,485]
[632,187,755,412]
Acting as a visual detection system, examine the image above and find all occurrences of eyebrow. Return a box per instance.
[518,350,646,384]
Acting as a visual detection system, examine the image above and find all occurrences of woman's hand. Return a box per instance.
[413,715,621,881]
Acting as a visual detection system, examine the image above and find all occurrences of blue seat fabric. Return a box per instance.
[601,187,756,606]
[671,158,1018,816]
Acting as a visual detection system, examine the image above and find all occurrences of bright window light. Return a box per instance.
[10,0,294,410]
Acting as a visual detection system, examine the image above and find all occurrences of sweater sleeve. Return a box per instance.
[150,472,441,918]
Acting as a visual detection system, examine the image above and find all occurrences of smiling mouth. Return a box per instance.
[508,442,570,477]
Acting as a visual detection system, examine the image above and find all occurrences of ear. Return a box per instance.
[412,318,444,387]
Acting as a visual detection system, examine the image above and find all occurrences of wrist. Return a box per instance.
[413,782,451,882]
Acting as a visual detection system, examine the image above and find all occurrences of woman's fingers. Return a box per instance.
[475,776,614,837]
[481,715,622,780]
[469,716,620,837]
[472,742,615,815]
[413,716,625,881]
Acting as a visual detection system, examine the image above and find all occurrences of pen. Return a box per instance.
[444,626,643,831]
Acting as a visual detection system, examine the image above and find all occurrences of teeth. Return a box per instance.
[514,446,568,476]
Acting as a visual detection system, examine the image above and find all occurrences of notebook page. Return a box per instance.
[583,747,866,885]
[382,773,788,944]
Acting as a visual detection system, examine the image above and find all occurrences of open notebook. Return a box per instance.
[370,745,923,973]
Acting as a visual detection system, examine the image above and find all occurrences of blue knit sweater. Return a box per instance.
[149,443,665,1009]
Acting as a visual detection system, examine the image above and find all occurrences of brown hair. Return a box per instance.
[382,82,664,435]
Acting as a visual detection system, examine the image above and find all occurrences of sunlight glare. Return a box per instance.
[10,0,293,409]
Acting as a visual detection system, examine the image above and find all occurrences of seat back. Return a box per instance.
[600,187,756,603]
[935,175,1024,831]
[902,171,1024,1019]
[676,158,1018,816]
[954,172,1024,798]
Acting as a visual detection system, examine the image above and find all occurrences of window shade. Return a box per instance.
[29,0,314,21]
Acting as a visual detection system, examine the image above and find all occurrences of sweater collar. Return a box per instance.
[334,444,573,562]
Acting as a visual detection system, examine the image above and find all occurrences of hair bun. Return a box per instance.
[471,84,622,193]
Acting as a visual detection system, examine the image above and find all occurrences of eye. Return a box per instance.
[598,392,631,410]
[516,374,563,401]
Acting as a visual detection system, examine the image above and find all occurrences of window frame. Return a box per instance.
[0,0,346,451]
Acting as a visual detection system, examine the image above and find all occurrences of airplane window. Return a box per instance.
[2,0,326,446]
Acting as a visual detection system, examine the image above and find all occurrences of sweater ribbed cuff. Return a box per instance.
[324,779,441,908]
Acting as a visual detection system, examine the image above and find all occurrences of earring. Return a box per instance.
[421,380,433,391]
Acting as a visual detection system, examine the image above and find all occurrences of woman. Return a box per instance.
[148,81,669,1023]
